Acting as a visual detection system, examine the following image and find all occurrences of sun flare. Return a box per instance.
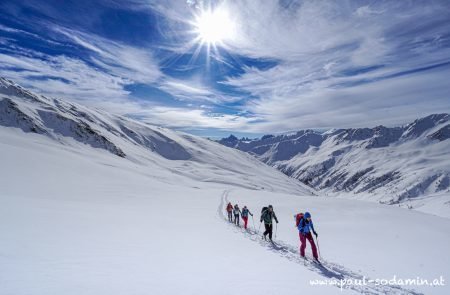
[194,7,236,46]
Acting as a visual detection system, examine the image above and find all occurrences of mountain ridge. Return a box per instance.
[219,112,450,214]
[0,76,310,195]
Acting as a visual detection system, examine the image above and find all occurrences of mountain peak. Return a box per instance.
[217,114,450,209]
[402,113,449,138]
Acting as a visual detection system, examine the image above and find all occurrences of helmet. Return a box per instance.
[304,212,311,218]
[268,205,273,208]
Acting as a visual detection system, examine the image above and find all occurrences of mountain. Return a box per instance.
[3,74,448,214]
[1,77,450,295]
[0,77,310,195]
[219,114,450,216]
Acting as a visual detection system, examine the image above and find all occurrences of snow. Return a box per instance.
[1,77,449,294]
[218,115,450,218]
[228,189,450,291]
[0,129,335,295]
[1,129,449,294]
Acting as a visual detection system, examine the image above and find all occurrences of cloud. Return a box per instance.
[53,26,161,84]
[158,77,242,104]
[130,105,259,130]
[216,0,450,132]
[0,20,163,100]
[0,20,170,111]
[354,5,383,17]
[0,19,246,130]
[1,0,450,135]
[0,51,130,101]
[240,66,450,132]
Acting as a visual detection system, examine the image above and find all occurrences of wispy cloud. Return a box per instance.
[131,105,259,130]
[0,51,130,101]
[0,19,163,100]
[216,0,450,131]
[1,0,449,135]
[0,18,246,130]
[53,26,161,84]
[158,76,242,104]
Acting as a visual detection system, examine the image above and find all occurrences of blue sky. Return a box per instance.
[1,0,450,138]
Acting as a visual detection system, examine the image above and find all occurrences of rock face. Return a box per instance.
[219,113,450,206]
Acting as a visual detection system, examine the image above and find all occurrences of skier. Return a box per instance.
[298,212,319,262]
[241,206,253,229]
[226,202,233,222]
[260,205,278,241]
[233,204,242,226]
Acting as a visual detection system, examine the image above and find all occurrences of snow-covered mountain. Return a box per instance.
[0,77,309,195]
[1,77,450,295]
[219,114,450,216]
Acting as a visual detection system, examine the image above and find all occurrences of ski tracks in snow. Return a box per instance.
[218,190,422,295]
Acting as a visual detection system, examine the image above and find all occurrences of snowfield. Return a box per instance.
[1,77,449,294]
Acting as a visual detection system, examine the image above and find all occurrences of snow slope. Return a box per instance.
[0,77,309,194]
[2,128,449,295]
[1,77,449,294]
[225,189,450,295]
[219,116,450,218]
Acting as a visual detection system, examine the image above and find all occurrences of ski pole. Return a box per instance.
[257,222,262,235]
[316,236,321,259]
[275,222,278,239]
[251,216,255,232]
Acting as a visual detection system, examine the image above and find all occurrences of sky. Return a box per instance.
[1,0,450,138]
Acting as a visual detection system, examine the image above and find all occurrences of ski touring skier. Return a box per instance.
[226,202,233,222]
[298,212,319,262]
[260,205,278,241]
[233,204,241,226]
[241,206,253,229]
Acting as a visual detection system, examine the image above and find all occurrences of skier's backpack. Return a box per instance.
[261,206,268,214]
[295,212,304,227]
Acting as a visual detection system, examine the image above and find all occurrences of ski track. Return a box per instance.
[218,190,423,295]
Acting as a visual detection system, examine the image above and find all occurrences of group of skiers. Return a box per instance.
[226,202,320,262]
[226,203,254,229]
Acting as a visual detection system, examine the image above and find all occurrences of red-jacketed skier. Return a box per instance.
[226,202,233,222]
[241,206,253,229]
[298,212,319,262]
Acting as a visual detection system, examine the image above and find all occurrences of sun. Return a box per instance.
[193,7,236,46]
[186,4,238,65]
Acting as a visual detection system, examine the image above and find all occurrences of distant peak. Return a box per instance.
[226,134,238,140]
